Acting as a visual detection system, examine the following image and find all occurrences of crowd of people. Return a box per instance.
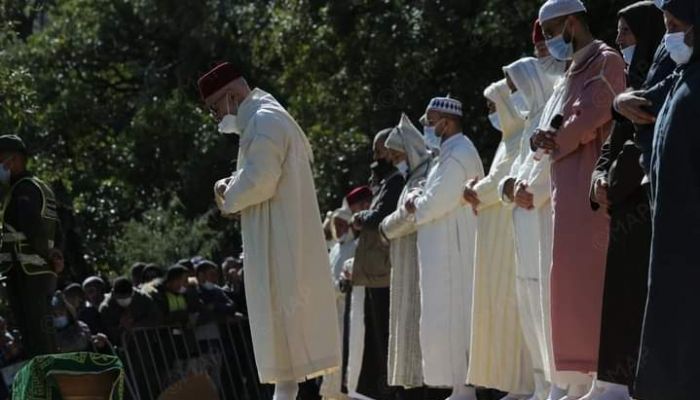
[314,1,699,400]
[0,0,697,400]
[0,254,247,364]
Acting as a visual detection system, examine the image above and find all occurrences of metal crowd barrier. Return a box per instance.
[117,319,272,400]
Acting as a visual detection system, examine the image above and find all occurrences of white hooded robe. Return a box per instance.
[467,78,534,394]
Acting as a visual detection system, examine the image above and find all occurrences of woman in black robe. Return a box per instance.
[634,1,700,399]
[589,1,666,395]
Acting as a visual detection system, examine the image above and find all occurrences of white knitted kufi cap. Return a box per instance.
[425,95,463,117]
[539,0,587,23]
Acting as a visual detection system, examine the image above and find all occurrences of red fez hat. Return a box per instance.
[532,20,545,44]
[345,186,372,206]
[198,62,242,100]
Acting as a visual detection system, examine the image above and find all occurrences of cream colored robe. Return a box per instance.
[502,58,557,398]
[412,133,484,387]
[217,88,340,383]
[467,79,533,394]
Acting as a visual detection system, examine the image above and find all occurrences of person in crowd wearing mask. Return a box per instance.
[65,282,100,334]
[0,135,64,357]
[320,205,358,400]
[81,275,106,334]
[405,96,483,400]
[533,19,569,79]
[51,291,109,353]
[378,114,433,396]
[613,0,677,180]
[130,262,146,287]
[83,276,106,307]
[350,128,405,400]
[99,277,160,345]
[0,317,22,367]
[195,260,237,322]
[141,263,162,287]
[500,57,560,400]
[533,1,627,397]
[201,62,340,400]
[63,283,85,313]
[147,265,199,326]
[337,186,373,400]
[533,20,550,58]
[463,79,534,400]
[222,254,247,314]
[585,3,665,400]
[635,2,699,399]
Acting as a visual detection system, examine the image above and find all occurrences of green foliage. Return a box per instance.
[0,0,635,277]
[112,203,222,273]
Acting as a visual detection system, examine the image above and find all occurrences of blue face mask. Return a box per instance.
[546,22,574,61]
[0,162,11,185]
[423,126,441,149]
[53,315,69,329]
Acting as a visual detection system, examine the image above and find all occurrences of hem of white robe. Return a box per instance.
[259,357,340,384]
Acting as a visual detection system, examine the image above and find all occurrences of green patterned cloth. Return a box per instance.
[12,352,124,400]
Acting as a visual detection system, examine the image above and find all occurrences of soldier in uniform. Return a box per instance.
[0,135,63,357]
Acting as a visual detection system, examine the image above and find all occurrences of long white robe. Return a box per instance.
[499,59,559,399]
[217,88,340,383]
[321,237,357,399]
[412,133,484,387]
[347,283,368,399]
[503,59,590,393]
[467,79,534,394]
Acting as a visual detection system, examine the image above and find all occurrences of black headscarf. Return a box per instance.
[619,1,666,88]
[662,0,699,64]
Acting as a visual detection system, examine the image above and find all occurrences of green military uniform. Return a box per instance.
[0,135,60,357]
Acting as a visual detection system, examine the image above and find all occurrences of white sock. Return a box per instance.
[593,381,630,400]
[547,383,566,400]
[273,381,299,400]
[547,384,568,400]
[447,385,477,400]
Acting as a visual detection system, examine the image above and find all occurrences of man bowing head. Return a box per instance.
[199,62,341,400]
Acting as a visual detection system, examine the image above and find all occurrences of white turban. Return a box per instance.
[539,0,587,23]
[385,113,431,171]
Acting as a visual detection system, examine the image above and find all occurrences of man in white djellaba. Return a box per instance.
[200,62,341,400]
[405,96,484,400]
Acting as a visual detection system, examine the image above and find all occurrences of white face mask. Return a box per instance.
[218,114,239,134]
[665,31,694,65]
[395,160,409,176]
[488,112,502,131]
[178,286,187,294]
[509,91,529,118]
[537,55,567,78]
[117,297,133,308]
[546,23,574,61]
[423,126,441,149]
[202,282,216,290]
[216,95,241,135]
[621,45,636,65]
